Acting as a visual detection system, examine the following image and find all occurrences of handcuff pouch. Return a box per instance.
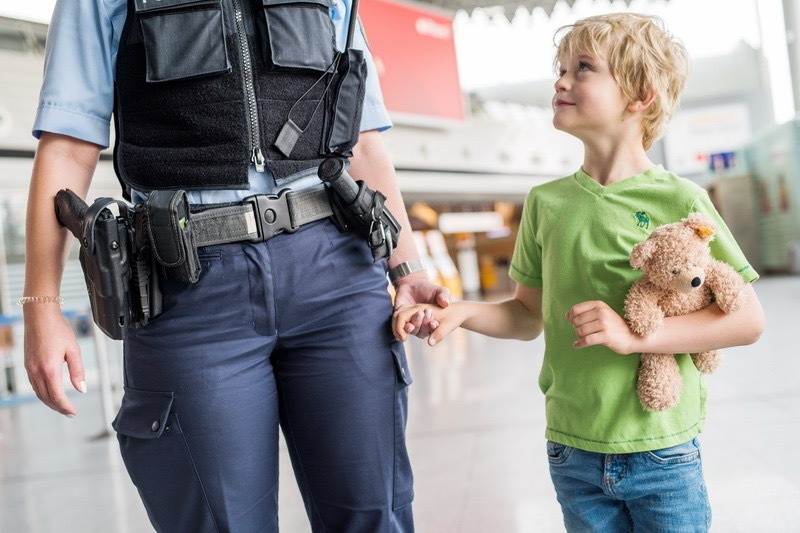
[145,190,201,284]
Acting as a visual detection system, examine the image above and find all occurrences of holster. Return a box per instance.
[54,190,162,340]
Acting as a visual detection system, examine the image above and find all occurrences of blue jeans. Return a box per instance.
[547,438,711,532]
[113,220,414,532]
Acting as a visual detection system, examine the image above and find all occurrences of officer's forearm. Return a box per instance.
[24,133,98,298]
[347,130,419,269]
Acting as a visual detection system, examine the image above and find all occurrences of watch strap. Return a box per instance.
[388,259,426,285]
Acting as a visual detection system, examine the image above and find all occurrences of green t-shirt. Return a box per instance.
[510,165,758,453]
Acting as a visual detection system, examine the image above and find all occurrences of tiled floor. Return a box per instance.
[1,276,799,532]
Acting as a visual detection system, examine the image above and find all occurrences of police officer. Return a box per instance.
[21,0,449,531]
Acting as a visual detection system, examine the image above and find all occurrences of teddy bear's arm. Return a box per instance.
[624,279,665,336]
[704,260,746,314]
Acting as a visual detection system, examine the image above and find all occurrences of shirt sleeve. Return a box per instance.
[509,188,544,288]
[33,0,123,148]
[331,0,391,132]
[353,18,392,133]
[691,191,760,283]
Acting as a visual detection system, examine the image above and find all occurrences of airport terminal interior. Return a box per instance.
[2,0,800,531]
[1,275,799,533]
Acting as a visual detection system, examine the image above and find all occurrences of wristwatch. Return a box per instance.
[388,259,426,285]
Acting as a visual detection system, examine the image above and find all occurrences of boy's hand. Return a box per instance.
[393,272,450,338]
[393,303,466,347]
[393,304,438,342]
[566,300,637,354]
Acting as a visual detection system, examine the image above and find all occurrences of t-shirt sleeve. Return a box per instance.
[509,188,544,288]
[691,191,759,283]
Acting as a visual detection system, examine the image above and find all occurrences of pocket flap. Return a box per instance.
[146,189,189,267]
[261,0,332,8]
[135,0,216,13]
[113,388,175,439]
[392,341,413,386]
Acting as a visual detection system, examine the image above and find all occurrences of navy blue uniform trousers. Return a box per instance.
[112,219,415,532]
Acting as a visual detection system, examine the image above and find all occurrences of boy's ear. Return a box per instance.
[628,90,657,112]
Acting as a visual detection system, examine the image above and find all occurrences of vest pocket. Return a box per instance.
[260,0,336,72]
[135,0,230,82]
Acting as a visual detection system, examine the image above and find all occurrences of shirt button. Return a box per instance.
[151,420,160,432]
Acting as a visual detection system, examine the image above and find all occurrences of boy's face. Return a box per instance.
[552,51,631,142]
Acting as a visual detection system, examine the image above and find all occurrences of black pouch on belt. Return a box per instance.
[318,158,401,261]
[145,190,201,283]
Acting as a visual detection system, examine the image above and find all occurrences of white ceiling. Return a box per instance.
[414,0,643,15]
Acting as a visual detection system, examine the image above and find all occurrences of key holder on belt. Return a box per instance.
[318,157,400,261]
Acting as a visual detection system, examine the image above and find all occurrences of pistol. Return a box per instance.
[55,189,134,340]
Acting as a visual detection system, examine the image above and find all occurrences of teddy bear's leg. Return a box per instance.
[691,350,721,373]
[637,353,683,411]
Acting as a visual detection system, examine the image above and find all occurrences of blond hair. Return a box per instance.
[554,13,689,150]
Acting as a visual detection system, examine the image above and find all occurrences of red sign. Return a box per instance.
[359,0,466,123]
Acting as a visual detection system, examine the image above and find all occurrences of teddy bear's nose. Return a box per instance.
[691,277,702,288]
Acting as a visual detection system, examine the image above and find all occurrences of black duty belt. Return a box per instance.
[189,184,333,247]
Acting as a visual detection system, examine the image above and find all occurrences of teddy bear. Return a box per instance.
[623,212,745,412]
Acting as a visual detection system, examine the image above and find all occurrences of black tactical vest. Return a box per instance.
[113,0,366,197]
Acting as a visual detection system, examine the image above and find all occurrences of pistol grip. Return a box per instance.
[54,189,88,240]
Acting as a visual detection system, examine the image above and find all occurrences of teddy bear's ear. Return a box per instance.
[684,212,717,243]
[630,240,655,269]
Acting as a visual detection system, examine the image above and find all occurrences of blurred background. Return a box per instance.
[1,0,799,531]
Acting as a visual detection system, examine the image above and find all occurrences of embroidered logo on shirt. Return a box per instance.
[634,211,650,228]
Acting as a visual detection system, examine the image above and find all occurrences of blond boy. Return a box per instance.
[394,13,765,532]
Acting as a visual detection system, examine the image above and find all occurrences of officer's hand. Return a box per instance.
[23,308,86,416]
[393,272,450,338]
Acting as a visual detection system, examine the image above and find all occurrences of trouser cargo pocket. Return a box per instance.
[391,341,414,510]
[113,388,217,531]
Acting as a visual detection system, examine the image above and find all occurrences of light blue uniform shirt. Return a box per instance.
[33,0,392,204]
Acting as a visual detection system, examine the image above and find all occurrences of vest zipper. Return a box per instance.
[232,0,266,173]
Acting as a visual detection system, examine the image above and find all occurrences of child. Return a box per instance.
[394,13,765,532]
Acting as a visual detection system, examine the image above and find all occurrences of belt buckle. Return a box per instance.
[244,189,297,242]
